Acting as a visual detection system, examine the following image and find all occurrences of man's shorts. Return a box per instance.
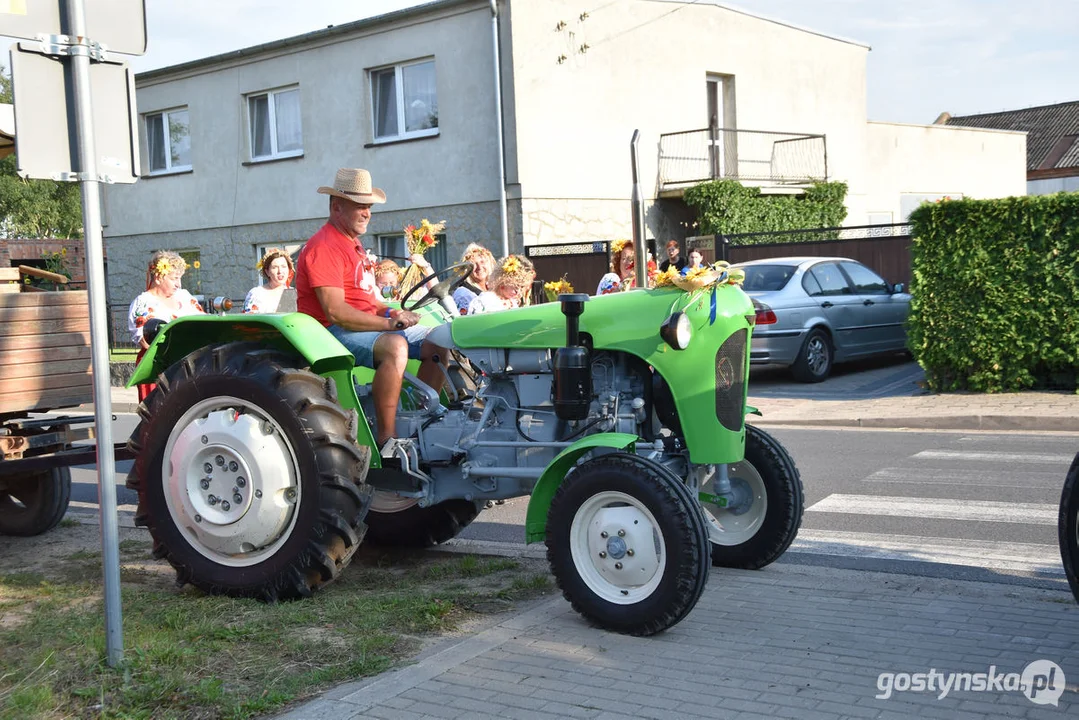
[327,324,431,369]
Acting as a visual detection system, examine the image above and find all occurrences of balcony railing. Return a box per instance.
[658,127,828,190]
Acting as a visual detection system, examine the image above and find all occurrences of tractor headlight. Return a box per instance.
[660,312,692,350]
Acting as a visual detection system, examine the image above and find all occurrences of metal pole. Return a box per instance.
[64,0,124,667]
[630,130,647,289]
[490,0,510,257]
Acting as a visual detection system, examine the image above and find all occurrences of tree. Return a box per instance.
[0,64,84,239]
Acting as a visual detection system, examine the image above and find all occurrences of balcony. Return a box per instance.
[658,127,828,195]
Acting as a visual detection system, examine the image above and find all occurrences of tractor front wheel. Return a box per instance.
[126,342,372,601]
[704,424,804,569]
[1059,453,1079,604]
[546,453,710,636]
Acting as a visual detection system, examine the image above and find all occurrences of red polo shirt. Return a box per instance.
[296,223,381,326]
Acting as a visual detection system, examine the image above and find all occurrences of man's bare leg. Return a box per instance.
[371,334,409,446]
[416,339,448,393]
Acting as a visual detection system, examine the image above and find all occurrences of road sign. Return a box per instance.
[0,0,146,56]
[9,43,139,182]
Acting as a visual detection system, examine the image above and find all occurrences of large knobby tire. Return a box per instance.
[126,342,372,601]
[364,495,480,547]
[791,327,832,383]
[0,467,72,536]
[705,424,804,569]
[1059,453,1079,604]
[546,452,710,636]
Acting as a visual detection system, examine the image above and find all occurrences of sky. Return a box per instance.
[8,0,1079,124]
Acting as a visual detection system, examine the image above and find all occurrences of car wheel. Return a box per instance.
[791,328,832,383]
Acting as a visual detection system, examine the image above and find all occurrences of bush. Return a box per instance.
[683,179,848,240]
[908,193,1079,392]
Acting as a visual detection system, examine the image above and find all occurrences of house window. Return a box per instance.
[254,242,303,286]
[371,59,438,142]
[145,108,191,174]
[178,249,202,295]
[247,86,303,160]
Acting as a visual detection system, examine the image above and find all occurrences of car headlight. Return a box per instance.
[660,312,692,350]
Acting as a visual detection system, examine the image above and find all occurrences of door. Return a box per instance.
[706,74,736,179]
[802,261,863,359]
[839,260,907,354]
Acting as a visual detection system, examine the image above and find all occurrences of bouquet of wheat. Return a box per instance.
[398,218,446,297]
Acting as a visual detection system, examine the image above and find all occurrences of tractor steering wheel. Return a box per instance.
[400,261,475,312]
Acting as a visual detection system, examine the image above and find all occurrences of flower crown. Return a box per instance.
[151,257,187,278]
[502,256,523,274]
[610,238,632,256]
[256,248,293,272]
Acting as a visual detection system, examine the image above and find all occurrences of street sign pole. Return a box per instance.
[63,0,124,667]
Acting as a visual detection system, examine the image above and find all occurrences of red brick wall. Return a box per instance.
[0,238,88,288]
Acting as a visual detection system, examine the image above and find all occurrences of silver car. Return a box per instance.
[732,256,911,382]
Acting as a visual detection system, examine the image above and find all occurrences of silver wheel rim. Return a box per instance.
[370,491,420,513]
[569,491,666,605]
[806,336,829,376]
[161,396,300,567]
[701,461,767,546]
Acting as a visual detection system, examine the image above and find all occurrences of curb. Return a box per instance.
[750,414,1079,432]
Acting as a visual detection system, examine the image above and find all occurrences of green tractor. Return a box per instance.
[126,263,804,635]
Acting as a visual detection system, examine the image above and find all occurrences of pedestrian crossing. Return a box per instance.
[793,439,1069,577]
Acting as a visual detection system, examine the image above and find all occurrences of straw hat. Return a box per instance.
[317,168,387,204]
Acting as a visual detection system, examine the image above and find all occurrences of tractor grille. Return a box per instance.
[715,328,747,431]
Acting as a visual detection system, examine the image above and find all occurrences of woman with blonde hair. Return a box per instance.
[468,254,536,314]
[128,250,205,400]
[243,247,296,313]
[453,243,497,314]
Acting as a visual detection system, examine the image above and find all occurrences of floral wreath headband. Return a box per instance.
[256,248,295,273]
[494,255,535,290]
[610,238,633,256]
[150,256,188,278]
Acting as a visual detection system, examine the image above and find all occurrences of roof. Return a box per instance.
[136,0,474,83]
[650,0,869,49]
[944,100,1079,172]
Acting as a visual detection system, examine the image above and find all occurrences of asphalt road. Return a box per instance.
[456,426,1075,589]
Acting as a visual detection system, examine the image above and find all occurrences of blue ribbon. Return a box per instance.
[709,285,717,325]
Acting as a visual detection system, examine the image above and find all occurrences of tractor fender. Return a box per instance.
[128,313,355,387]
[524,432,638,544]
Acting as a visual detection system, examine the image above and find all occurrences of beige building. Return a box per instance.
[103,0,1026,315]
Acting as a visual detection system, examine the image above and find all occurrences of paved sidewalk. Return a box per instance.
[274,562,1078,720]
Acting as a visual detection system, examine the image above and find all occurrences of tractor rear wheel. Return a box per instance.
[704,424,804,569]
[0,467,71,536]
[546,452,710,636]
[126,342,372,601]
[364,494,480,547]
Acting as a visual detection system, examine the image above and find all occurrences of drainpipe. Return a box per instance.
[490,0,510,257]
[630,130,647,290]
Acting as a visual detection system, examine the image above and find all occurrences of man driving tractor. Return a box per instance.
[295,168,448,448]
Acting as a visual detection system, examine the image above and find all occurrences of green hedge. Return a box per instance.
[909,193,1079,392]
[683,179,848,239]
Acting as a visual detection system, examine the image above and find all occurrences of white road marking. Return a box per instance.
[790,529,1063,575]
[806,494,1056,525]
[863,467,1064,489]
[912,450,1073,464]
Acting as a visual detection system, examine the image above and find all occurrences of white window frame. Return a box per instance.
[370,58,439,143]
[254,242,302,286]
[144,107,192,175]
[246,86,303,162]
